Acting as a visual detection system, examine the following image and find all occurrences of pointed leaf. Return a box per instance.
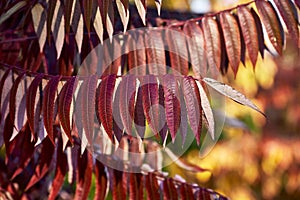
[274,0,299,46]
[93,6,104,43]
[203,77,265,116]
[251,8,265,58]
[109,169,126,200]
[64,0,75,36]
[72,1,84,53]
[162,74,181,142]
[51,0,65,59]
[31,3,47,52]
[145,173,160,200]
[237,6,259,67]
[43,76,61,144]
[219,12,241,76]
[155,0,162,15]
[256,0,284,55]
[179,183,194,200]
[163,178,178,200]
[58,76,78,144]
[134,86,146,138]
[135,0,147,25]
[202,17,221,76]
[129,173,144,200]
[116,0,129,32]
[96,75,116,141]
[83,0,93,34]
[94,160,108,200]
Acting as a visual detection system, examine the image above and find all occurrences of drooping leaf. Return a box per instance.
[94,160,108,200]
[83,0,93,34]
[0,1,26,26]
[145,173,160,200]
[129,173,144,200]
[274,0,299,46]
[141,75,160,135]
[96,75,116,141]
[155,0,162,15]
[202,17,221,77]
[0,68,11,123]
[71,0,84,53]
[184,21,207,78]
[43,75,61,144]
[166,27,189,75]
[26,74,43,135]
[178,79,188,146]
[25,137,54,191]
[64,0,75,36]
[116,0,129,32]
[250,8,265,59]
[31,3,47,52]
[74,150,93,200]
[119,75,136,135]
[93,6,104,43]
[179,183,194,200]
[109,169,126,200]
[51,0,65,59]
[162,74,181,142]
[256,0,284,55]
[237,6,259,67]
[182,76,202,144]
[196,80,214,140]
[48,138,68,200]
[203,77,265,116]
[135,0,147,25]
[219,11,241,76]
[134,87,146,138]
[163,178,178,200]
[58,76,78,144]
[145,29,166,75]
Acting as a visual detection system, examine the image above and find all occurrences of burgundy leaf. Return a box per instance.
[179,183,194,200]
[251,8,265,59]
[74,150,93,200]
[182,76,202,144]
[0,68,11,122]
[237,6,259,67]
[256,0,284,55]
[163,178,178,200]
[109,169,126,200]
[25,137,54,191]
[94,160,108,200]
[83,0,93,34]
[96,75,116,142]
[184,21,207,78]
[48,138,68,200]
[219,12,241,76]
[178,79,188,146]
[119,75,136,135]
[145,172,160,200]
[274,0,299,46]
[58,76,78,144]
[43,76,61,144]
[142,75,160,136]
[26,74,43,136]
[134,87,146,138]
[129,173,144,200]
[162,74,181,142]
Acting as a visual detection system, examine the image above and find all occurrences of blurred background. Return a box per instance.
[147,0,300,199]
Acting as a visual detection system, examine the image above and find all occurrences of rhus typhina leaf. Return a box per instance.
[145,173,160,200]
[26,74,43,137]
[251,8,265,59]
[48,138,68,200]
[94,160,108,200]
[182,76,202,144]
[134,87,146,138]
[43,75,61,144]
[119,75,136,135]
[237,6,259,67]
[58,76,78,144]
[108,168,126,200]
[162,74,181,142]
[129,173,144,200]
[74,150,93,200]
[25,137,54,191]
[179,183,194,200]
[96,74,116,142]
[163,178,178,200]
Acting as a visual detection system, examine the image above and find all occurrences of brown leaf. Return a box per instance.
[256,0,284,55]
[250,8,265,59]
[237,6,259,67]
[109,169,126,200]
[219,12,241,76]
[129,173,144,199]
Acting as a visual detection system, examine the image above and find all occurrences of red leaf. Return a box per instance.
[202,17,221,76]
[196,188,211,200]
[96,75,116,142]
[26,74,43,137]
[142,75,160,135]
[58,76,78,144]
[184,21,207,78]
[145,173,160,200]
[256,0,284,55]
[274,0,299,46]
[108,169,126,200]
[251,8,265,59]
[134,87,146,138]
[94,160,108,200]
[129,173,144,200]
[182,76,202,144]
[25,137,54,191]
[219,12,241,76]
[163,178,178,200]
[48,138,68,200]
[166,27,189,75]
[237,6,259,67]
[162,74,181,142]
[179,183,194,200]
[74,150,93,200]
[119,75,136,135]
[178,79,188,146]
[43,75,61,144]
[0,68,12,123]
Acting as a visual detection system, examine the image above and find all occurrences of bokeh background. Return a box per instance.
[150,0,300,199]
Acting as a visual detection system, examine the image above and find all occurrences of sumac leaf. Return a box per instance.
[109,169,126,200]
[94,160,108,200]
[129,173,144,200]
[134,0,146,25]
[251,8,265,58]
[145,173,160,200]
[43,75,61,144]
[219,12,241,76]
[31,3,47,52]
[179,183,194,200]
[134,87,146,138]
[163,178,178,200]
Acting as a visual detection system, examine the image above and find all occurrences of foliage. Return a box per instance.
[0,0,299,199]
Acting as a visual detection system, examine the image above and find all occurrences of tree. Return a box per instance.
[0,0,298,199]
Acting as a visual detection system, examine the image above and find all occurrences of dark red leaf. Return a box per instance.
[96,75,116,142]
[145,173,160,200]
[94,160,108,200]
[0,68,12,123]
[43,75,61,144]
[109,168,126,200]
[162,74,181,142]
[163,178,178,200]
[134,86,146,138]
[74,150,93,200]
[182,76,202,144]
[251,8,265,58]
[129,173,144,200]
[58,76,78,144]
[179,183,194,200]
